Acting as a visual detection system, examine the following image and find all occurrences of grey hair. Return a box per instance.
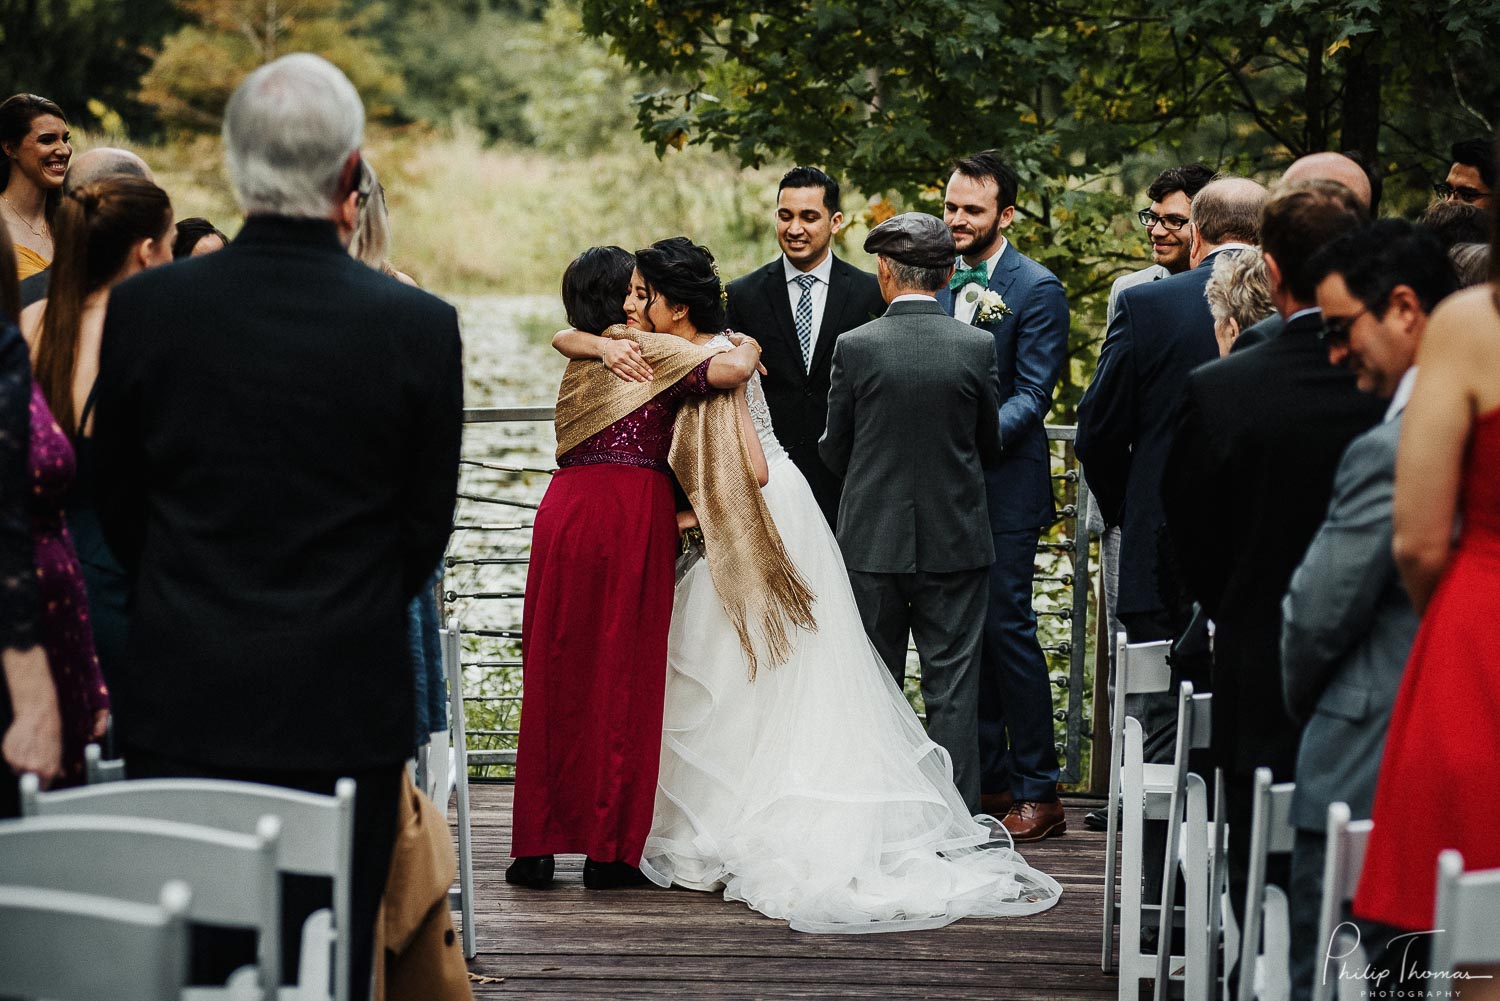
[885,258,951,292]
[63,147,151,194]
[1204,248,1274,331]
[349,158,391,272]
[1450,242,1490,288]
[223,53,364,219]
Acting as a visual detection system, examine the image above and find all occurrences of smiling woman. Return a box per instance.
[0,95,72,279]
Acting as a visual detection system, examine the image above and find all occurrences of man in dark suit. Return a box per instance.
[726,167,884,528]
[821,212,1003,813]
[1078,177,1266,681]
[1280,220,1455,1001]
[93,55,462,999]
[935,150,1069,839]
[1162,180,1384,920]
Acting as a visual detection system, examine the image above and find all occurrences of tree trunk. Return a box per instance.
[1304,24,1327,152]
[1339,39,1382,166]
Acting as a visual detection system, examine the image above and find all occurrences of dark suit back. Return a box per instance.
[726,255,885,527]
[1075,255,1226,619]
[1162,312,1385,777]
[93,216,464,772]
[819,299,1003,573]
[937,242,1069,533]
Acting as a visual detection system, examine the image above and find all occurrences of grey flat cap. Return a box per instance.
[863,212,956,268]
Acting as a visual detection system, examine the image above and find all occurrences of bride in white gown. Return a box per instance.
[640,338,1063,932]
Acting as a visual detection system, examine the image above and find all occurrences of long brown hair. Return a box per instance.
[34,176,171,435]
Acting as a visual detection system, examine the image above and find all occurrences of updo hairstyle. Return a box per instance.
[632,236,726,333]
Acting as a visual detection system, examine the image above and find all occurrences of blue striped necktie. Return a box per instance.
[793,273,817,369]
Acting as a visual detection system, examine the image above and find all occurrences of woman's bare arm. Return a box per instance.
[707,338,762,389]
[551,328,653,382]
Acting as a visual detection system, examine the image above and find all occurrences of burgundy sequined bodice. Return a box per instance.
[558,359,712,473]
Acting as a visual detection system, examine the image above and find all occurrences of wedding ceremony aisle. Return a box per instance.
[455,783,1115,999]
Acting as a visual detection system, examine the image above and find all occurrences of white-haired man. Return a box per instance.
[93,54,463,997]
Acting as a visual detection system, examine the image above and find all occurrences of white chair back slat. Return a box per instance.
[0,814,279,999]
[445,616,478,960]
[0,880,192,1001]
[1433,849,1500,973]
[84,742,127,784]
[20,772,353,1001]
[1239,768,1297,1001]
[1102,636,1173,974]
[1313,803,1373,1001]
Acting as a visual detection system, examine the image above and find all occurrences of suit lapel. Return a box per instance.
[976,241,1022,328]
[810,258,852,377]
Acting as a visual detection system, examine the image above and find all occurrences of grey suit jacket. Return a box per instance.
[819,298,1003,574]
[1280,415,1419,831]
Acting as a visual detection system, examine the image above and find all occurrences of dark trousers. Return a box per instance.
[848,566,987,812]
[978,527,1060,802]
[124,745,404,1001]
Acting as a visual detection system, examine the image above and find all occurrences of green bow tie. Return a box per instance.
[949,261,988,290]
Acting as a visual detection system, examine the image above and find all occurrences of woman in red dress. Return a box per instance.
[509,240,761,889]
[1354,149,1500,995]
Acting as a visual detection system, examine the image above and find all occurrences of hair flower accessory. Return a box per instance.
[965,287,1011,323]
[711,259,728,309]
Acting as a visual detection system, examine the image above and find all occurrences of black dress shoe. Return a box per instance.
[583,858,650,889]
[1084,809,1108,832]
[506,855,555,889]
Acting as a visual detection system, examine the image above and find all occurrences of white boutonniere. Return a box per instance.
[964,287,1011,323]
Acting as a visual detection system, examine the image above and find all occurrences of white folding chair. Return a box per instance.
[0,813,280,999]
[85,741,127,783]
[1432,849,1500,978]
[444,615,478,959]
[1153,680,1220,1001]
[0,879,192,1001]
[1238,768,1295,1001]
[22,774,354,1001]
[1313,802,1373,1001]
[1103,635,1173,975]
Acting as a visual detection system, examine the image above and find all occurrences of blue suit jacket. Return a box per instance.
[1074,252,1231,619]
[937,241,1069,533]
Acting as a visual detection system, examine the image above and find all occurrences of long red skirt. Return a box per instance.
[510,464,678,865]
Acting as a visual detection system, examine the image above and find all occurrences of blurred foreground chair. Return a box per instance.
[1433,849,1500,981]
[0,812,280,999]
[0,879,193,1001]
[1313,803,1372,1001]
[1238,768,1294,1001]
[22,773,354,1001]
[443,615,478,959]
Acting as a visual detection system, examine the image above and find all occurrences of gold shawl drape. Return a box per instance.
[552,326,817,678]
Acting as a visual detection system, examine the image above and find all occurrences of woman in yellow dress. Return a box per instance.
[0,95,72,280]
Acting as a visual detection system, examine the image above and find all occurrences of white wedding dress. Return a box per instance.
[640,342,1063,933]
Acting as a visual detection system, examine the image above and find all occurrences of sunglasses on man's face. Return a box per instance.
[1434,182,1488,205]
[1318,306,1371,349]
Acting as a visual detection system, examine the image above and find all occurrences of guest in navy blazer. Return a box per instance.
[937,151,1069,841]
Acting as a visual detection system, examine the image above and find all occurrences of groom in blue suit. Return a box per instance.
[937,151,1070,840]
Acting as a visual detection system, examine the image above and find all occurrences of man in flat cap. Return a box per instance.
[820,212,1004,811]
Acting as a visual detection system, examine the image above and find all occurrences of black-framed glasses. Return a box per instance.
[1137,208,1190,231]
[1434,182,1489,205]
[1319,306,1370,348]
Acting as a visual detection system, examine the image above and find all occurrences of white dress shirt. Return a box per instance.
[890,293,935,304]
[952,238,1009,325]
[782,252,835,366]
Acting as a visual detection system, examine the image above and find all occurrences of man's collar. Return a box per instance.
[1386,366,1418,422]
[1285,306,1322,326]
[958,236,1008,276]
[1196,242,1256,266]
[236,214,345,251]
[782,251,835,284]
[891,292,937,304]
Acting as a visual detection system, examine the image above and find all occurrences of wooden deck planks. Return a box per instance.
[456,782,1121,999]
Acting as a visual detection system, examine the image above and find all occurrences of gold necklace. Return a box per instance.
[0,192,47,239]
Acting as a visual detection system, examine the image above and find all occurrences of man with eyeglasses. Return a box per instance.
[1436,137,1493,210]
[1276,218,1458,1001]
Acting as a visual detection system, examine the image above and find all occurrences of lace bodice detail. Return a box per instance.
[707,334,785,464]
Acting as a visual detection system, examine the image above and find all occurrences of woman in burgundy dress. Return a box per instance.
[509,241,762,889]
[1354,164,1500,995]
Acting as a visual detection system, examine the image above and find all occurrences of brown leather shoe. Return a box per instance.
[1001,799,1067,842]
[980,791,1014,817]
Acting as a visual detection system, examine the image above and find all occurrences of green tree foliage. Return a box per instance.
[0,0,180,129]
[139,0,404,135]
[579,0,1500,409]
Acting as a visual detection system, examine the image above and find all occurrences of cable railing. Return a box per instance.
[442,406,1099,786]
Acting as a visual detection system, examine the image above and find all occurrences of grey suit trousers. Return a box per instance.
[848,568,987,812]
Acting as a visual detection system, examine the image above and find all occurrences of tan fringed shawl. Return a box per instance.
[553,325,817,678]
